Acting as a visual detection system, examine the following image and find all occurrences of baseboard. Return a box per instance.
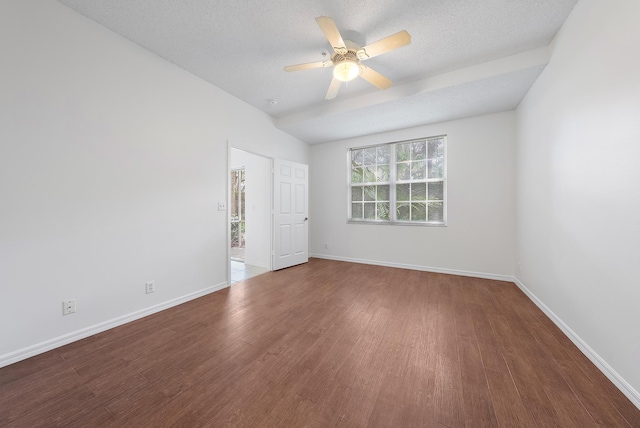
[245,261,270,270]
[513,277,640,409]
[309,253,513,282]
[0,281,229,369]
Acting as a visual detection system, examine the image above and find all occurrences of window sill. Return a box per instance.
[347,220,447,227]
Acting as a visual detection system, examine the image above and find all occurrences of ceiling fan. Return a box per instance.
[284,16,411,100]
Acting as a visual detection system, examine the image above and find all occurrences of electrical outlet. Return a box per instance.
[145,281,155,294]
[325,243,328,249]
[218,202,226,211]
[62,299,76,316]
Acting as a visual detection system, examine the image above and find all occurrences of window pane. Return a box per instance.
[397,183,410,201]
[397,163,410,180]
[364,186,376,201]
[364,203,375,219]
[428,139,443,159]
[411,160,426,180]
[376,165,389,182]
[377,145,390,164]
[364,166,376,183]
[428,181,443,200]
[352,149,364,166]
[428,158,443,178]
[377,202,390,220]
[411,182,426,201]
[397,143,411,162]
[412,141,426,160]
[351,186,363,202]
[411,202,427,221]
[428,202,444,222]
[352,167,363,183]
[350,137,445,224]
[377,185,389,201]
[364,147,376,165]
[352,203,363,219]
[397,203,410,220]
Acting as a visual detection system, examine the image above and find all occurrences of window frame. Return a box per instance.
[347,136,447,226]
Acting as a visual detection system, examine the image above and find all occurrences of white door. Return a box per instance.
[273,159,308,270]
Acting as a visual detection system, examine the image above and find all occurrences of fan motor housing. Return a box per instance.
[331,50,359,65]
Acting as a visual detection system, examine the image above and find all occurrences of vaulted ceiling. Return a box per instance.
[57,0,579,144]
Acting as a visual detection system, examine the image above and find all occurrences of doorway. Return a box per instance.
[229,148,271,284]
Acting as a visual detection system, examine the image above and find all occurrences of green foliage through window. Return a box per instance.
[349,136,446,225]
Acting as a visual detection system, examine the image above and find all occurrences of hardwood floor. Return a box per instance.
[1,258,638,427]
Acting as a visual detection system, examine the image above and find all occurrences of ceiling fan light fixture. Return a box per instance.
[333,60,360,82]
[285,16,411,99]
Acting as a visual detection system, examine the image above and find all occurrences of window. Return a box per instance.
[349,136,446,225]
[230,168,245,248]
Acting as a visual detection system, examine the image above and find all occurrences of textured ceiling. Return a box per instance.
[56,0,579,144]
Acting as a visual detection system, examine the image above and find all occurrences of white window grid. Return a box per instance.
[348,136,447,225]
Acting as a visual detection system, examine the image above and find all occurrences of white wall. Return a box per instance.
[230,149,271,269]
[0,0,308,366]
[516,0,640,404]
[310,111,516,279]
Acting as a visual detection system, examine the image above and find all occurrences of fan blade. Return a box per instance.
[359,66,392,90]
[316,16,348,54]
[284,61,332,72]
[357,30,411,60]
[325,77,341,100]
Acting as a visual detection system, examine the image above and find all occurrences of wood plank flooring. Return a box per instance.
[1,258,638,427]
